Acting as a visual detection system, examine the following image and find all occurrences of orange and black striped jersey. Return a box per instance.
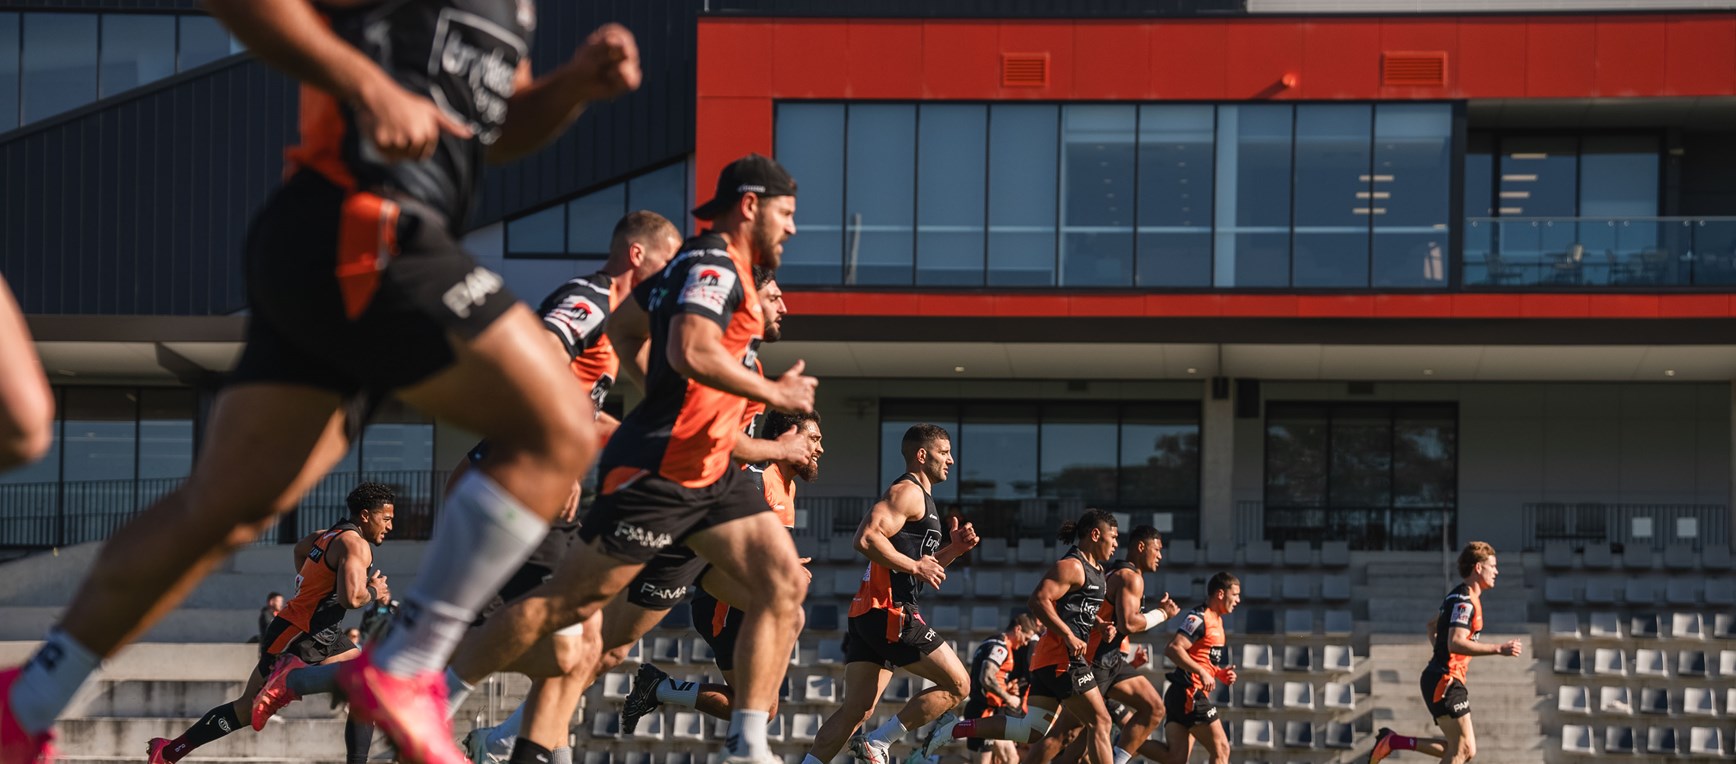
[537,271,628,415]
[1093,559,1140,662]
[1428,583,1482,682]
[969,633,1018,709]
[284,0,532,232]
[1032,547,1108,670]
[850,474,942,616]
[278,521,362,637]
[1168,605,1230,694]
[602,233,763,487]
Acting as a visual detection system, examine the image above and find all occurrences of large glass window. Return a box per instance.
[916,104,987,286]
[879,403,960,504]
[1120,403,1202,509]
[1372,104,1452,287]
[845,104,916,285]
[1292,105,1373,287]
[22,13,97,124]
[1041,405,1118,507]
[774,103,845,285]
[61,388,134,483]
[1060,105,1136,286]
[137,389,194,480]
[988,104,1059,286]
[0,14,18,130]
[1264,402,1456,550]
[1213,105,1293,287]
[566,184,626,255]
[99,14,175,96]
[958,403,1038,502]
[626,161,689,241]
[1137,105,1214,287]
[502,158,692,260]
[359,400,434,474]
[177,15,237,71]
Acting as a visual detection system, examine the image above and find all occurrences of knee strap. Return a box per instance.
[1007,706,1058,742]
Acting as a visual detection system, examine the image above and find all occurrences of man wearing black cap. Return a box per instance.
[444,154,818,764]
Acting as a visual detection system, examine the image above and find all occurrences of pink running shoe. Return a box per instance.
[144,737,175,764]
[0,667,55,764]
[251,655,307,731]
[337,653,464,764]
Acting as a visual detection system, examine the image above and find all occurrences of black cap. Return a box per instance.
[691,153,797,221]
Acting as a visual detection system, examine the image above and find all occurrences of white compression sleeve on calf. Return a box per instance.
[1004,705,1057,743]
[372,471,547,677]
[8,628,103,735]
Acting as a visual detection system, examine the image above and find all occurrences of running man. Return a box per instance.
[1159,572,1241,764]
[443,153,818,764]
[146,483,396,764]
[914,612,1041,764]
[1,4,642,762]
[624,406,824,727]
[0,273,52,474]
[1367,542,1522,764]
[803,423,978,764]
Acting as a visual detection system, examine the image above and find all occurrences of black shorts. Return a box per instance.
[1421,668,1470,720]
[258,618,356,678]
[1093,651,1140,693]
[229,170,516,395]
[690,590,745,671]
[1031,660,1098,700]
[844,607,945,669]
[1162,676,1218,728]
[578,466,768,565]
[622,545,710,610]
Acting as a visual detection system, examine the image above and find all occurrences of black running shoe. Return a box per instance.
[622,662,668,734]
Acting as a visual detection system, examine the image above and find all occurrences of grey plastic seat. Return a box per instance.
[1556,684,1589,714]
[1603,725,1635,754]
[1644,726,1678,755]
[1559,724,1594,754]
[1687,726,1724,756]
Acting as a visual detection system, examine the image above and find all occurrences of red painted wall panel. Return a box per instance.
[1524,18,1598,98]
[1149,22,1228,99]
[770,21,850,98]
[780,292,1736,320]
[1595,19,1669,96]
[1456,19,1529,97]
[846,21,926,98]
[1224,20,1305,99]
[1665,15,1736,95]
[1073,21,1151,99]
[920,22,1001,98]
[1301,21,1383,99]
[997,22,1077,100]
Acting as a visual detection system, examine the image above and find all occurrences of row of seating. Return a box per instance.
[1557,684,1736,717]
[1560,724,1729,757]
[1553,647,1736,679]
[1209,680,1357,712]
[794,538,1356,570]
[590,709,827,743]
[1543,542,1733,572]
[1550,611,1736,641]
[1235,719,1360,751]
[1544,575,1736,607]
[1237,643,1358,674]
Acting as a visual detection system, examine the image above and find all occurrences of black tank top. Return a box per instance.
[887,473,943,605]
[1095,558,1140,660]
[306,520,362,637]
[1054,546,1107,642]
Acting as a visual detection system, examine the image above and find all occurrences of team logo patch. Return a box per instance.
[678,262,738,316]
[1180,613,1204,636]
[544,294,605,349]
[613,521,673,550]
[442,267,504,319]
[1450,602,1474,626]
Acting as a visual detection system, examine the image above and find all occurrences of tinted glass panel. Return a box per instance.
[100,14,175,96]
[1137,105,1214,287]
[1039,404,1118,506]
[138,389,193,480]
[1060,105,1135,286]
[0,388,57,485]
[988,104,1058,286]
[0,14,19,130]
[1580,135,1661,266]
[774,104,845,285]
[62,387,134,482]
[1292,104,1372,287]
[1394,405,1456,508]
[879,403,959,504]
[177,15,232,70]
[1328,405,1391,507]
[844,104,916,285]
[1463,134,1494,283]
[21,13,97,124]
[916,104,986,286]
[1119,403,1200,507]
[1214,105,1292,287]
[959,404,1037,502]
[508,204,564,254]
[361,400,433,473]
[566,184,626,255]
[1264,404,1328,507]
[1371,104,1451,287]
[626,162,688,241]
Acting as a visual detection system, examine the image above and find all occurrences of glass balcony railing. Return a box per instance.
[1463,216,1736,289]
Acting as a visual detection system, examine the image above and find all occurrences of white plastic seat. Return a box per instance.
[1553,647,1582,674]
[1242,681,1273,709]
[1557,684,1589,714]
[1322,644,1355,673]
[977,538,1009,564]
[1242,573,1274,601]
[1584,578,1617,604]
[1549,612,1581,639]
[1320,575,1351,602]
[1324,721,1355,749]
[1560,724,1594,754]
[1588,611,1621,638]
[1687,727,1725,756]
[1708,578,1736,606]
[1717,612,1736,639]
[764,712,785,742]
[1165,539,1197,567]
[804,674,836,703]
[1240,719,1275,749]
[1604,725,1636,754]
[790,713,822,743]
[1671,611,1704,640]
[1665,578,1701,606]
[1015,542,1048,564]
[689,638,714,664]
[1682,686,1715,716]
[818,639,845,665]
[651,636,683,664]
[1241,643,1274,672]
[590,712,622,738]
[1283,609,1313,636]
[1244,540,1275,566]
[602,671,634,699]
[1639,686,1671,715]
[671,712,704,741]
[1592,647,1627,676]
[1644,726,1678,755]
[1624,578,1657,605]
[1281,540,1312,567]
[1720,649,1736,678]
[1280,681,1315,710]
[1634,648,1668,677]
[967,605,1001,633]
[1280,575,1314,602]
[1599,685,1633,715]
[637,712,666,740]
[1322,681,1354,710]
[1282,721,1314,749]
[1283,645,1313,672]
[929,606,961,631]
[1676,649,1708,678]
[1630,612,1662,639]
[1323,609,1353,636]
[1544,578,1575,605]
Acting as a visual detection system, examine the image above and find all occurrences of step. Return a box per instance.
[79,681,345,721]
[57,717,353,758]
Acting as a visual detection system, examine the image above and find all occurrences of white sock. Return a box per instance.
[372,472,546,677]
[1113,747,1132,764]
[867,716,907,746]
[485,701,524,758]
[8,629,103,735]
[550,747,572,764]
[443,668,476,717]
[727,708,771,758]
[655,677,700,707]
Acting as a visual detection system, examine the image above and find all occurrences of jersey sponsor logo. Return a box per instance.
[742,336,762,370]
[920,528,942,558]
[678,263,738,316]
[1450,602,1474,627]
[988,645,1009,664]
[1076,670,1096,686]
[613,521,673,550]
[923,628,937,642]
[544,294,604,350]
[1180,613,1205,637]
[427,9,525,144]
[1452,700,1469,713]
[590,373,614,415]
[638,581,689,603]
[442,267,504,319]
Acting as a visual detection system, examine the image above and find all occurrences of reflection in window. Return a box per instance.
[504,159,694,260]
[22,13,97,124]
[1372,104,1451,287]
[988,104,1059,286]
[0,389,58,486]
[959,404,1038,501]
[100,14,175,96]
[1060,105,1136,286]
[1120,404,1201,508]
[507,204,564,254]
[1214,105,1292,287]
[626,161,689,242]
[1137,105,1214,287]
[916,104,987,286]
[62,388,135,483]
[1292,104,1372,287]
[361,401,435,474]
[774,104,845,285]
[1041,405,1117,506]
[566,184,625,255]
[138,389,194,480]
[0,14,18,129]
[879,405,960,504]
[177,15,234,71]
[845,104,916,285]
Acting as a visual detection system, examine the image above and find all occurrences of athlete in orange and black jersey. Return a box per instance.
[1161,572,1241,764]
[539,271,631,414]
[849,474,944,622]
[951,613,1038,758]
[1029,546,1108,700]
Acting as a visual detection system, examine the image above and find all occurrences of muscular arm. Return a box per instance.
[329,534,375,609]
[852,485,927,574]
[733,424,804,465]
[291,532,320,573]
[1110,568,1150,633]
[1165,631,1211,682]
[605,299,651,391]
[978,655,1020,708]
[1448,628,1505,657]
[1028,558,1084,642]
[668,315,790,407]
[488,25,639,163]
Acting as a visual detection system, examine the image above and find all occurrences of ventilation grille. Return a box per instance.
[1382,52,1447,87]
[1001,53,1049,88]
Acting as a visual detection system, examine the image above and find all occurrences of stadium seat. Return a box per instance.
[1719,649,1736,678]
[969,605,1002,632]
[1012,570,1043,595]
[1599,685,1633,715]
[1557,684,1590,714]
[1707,578,1735,606]
[1589,611,1621,638]
[1592,648,1627,676]
[1604,726,1636,754]
[1623,547,1655,571]
[603,671,634,699]
[1624,579,1657,606]
[1553,647,1582,674]
[1645,726,1678,755]
[1205,541,1235,566]
[1015,542,1049,565]
[637,711,667,740]
[808,603,842,632]
[1324,721,1355,749]
[1280,575,1313,602]
[1242,681,1273,709]
[1665,578,1701,606]
[1164,572,1196,602]
[780,676,793,701]
[828,539,858,563]
[663,753,693,764]
[689,638,714,665]
[1560,724,1594,754]
[1244,541,1275,567]
[1283,645,1313,672]
[1320,575,1351,602]
[582,752,613,764]
[1242,574,1274,602]
[1322,681,1354,710]
[1322,644,1355,673]
[1242,643,1275,672]
[930,606,962,631]
[1634,648,1668,677]
[1687,727,1725,757]
[790,713,823,743]
[623,640,644,662]
[1283,609,1313,636]
[795,536,821,559]
[1543,541,1574,570]
[1549,612,1581,640]
[1323,610,1353,636]
[765,713,786,742]
[1670,611,1703,640]
[1713,613,1736,640]
[1166,539,1197,567]
[1639,687,1671,714]
[970,570,1005,598]
[1282,721,1314,749]
[805,674,837,703]
[977,538,1009,564]
[1676,649,1708,678]
[1583,544,1614,569]
[831,569,863,598]
[671,712,704,741]
[1729,688,1736,717]
[1630,613,1661,639]
[818,639,846,665]
[1319,541,1349,568]
[1702,544,1732,571]
[1281,681,1314,710]
[591,712,623,739]
[1682,687,1715,716]
[620,752,653,764]
[1663,545,1696,571]
[1244,608,1277,635]
[1544,579,1575,605]
[1209,681,1232,707]
[1584,578,1617,605]
[652,636,684,664]
[1281,540,1312,567]
[1240,720,1275,749]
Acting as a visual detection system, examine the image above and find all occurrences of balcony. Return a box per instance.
[1463,217,1736,289]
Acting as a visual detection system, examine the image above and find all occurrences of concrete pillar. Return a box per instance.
[1199,379,1237,549]
[1728,381,1735,552]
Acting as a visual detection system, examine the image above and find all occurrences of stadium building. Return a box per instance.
[1,1,1734,761]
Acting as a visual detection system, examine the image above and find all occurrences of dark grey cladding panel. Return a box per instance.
[0,1,205,10]
[703,0,1244,17]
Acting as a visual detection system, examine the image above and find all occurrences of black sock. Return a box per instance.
[167,703,242,761]
[508,738,554,764]
[344,713,374,764]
